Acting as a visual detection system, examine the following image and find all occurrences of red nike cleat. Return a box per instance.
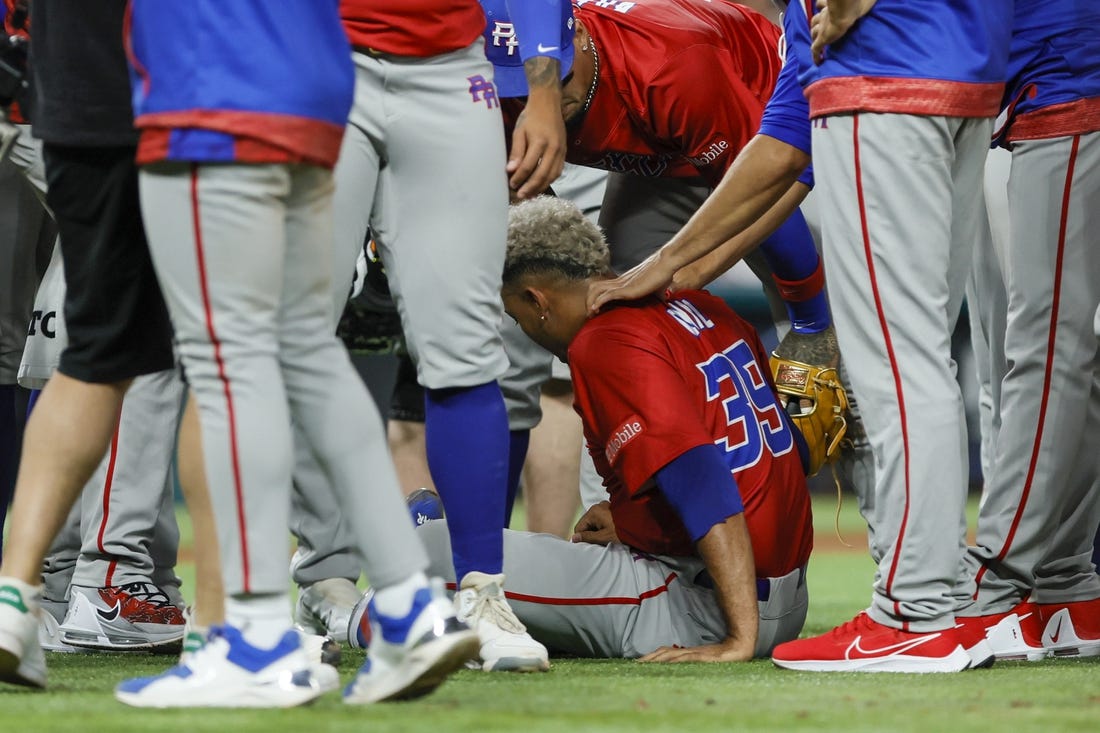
[1037,597,1100,658]
[955,601,1046,662]
[772,612,971,673]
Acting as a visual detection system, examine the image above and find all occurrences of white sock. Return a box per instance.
[0,576,41,611]
[372,571,429,619]
[225,593,293,649]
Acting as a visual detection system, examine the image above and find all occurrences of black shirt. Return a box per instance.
[30,0,137,146]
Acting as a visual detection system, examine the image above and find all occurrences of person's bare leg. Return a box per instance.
[176,392,224,628]
[387,418,435,496]
[0,373,129,584]
[523,381,582,538]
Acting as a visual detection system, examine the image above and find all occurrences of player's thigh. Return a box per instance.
[1008,132,1100,303]
[812,113,959,361]
[332,119,381,325]
[372,43,509,389]
[500,318,554,431]
[598,173,708,272]
[279,165,339,350]
[946,118,993,323]
[140,163,289,362]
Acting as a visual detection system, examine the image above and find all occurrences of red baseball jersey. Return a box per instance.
[563,0,783,186]
[340,0,486,57]
[569,290,812,578]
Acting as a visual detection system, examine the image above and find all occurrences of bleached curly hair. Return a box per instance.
[503,196,611,286]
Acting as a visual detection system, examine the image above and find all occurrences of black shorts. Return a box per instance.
[43,144,174,383]
[388,351,425,423]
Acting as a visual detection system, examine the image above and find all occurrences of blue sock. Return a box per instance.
[424,382,509,580]
[759,209,830,334]
[505,429,530,527]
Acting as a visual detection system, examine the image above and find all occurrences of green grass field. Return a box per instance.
[3,495,1098,733]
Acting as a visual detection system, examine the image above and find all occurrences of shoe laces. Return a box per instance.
[458,585,527,636]
[113,582,174,608]
[830,612,872,638]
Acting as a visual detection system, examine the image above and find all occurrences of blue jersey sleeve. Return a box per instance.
[505,0,569,65]
[757,12,812,158]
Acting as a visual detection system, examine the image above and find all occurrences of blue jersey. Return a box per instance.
[128,0,353,167]
[758,5,813,187]
[794,0,1012,119]
[997,0,1100,144]
[483,0,574,97]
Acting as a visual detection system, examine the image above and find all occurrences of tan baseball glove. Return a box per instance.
[770,327,850,476]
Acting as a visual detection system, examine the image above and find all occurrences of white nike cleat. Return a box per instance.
[454,572,549,673]
[61,583,184,652]
[38,599,80,654]
[115,625,338,708]
[344,578,479,704]
[1038,598,1100,658]
[955,602,1047,663]
[0,578,47,688]
[295,578,361,642]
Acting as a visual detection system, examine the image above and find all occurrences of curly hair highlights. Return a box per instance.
[503,196,610,286]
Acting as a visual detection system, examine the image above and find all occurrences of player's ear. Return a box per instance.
[574,19,590,51]
[525,286,551,313]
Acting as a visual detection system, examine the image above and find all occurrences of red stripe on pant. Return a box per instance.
[852,115,913,627]
[96,409,124,586]
[972,134,1080,596]
[444,574,677,606]
[189,164,251,592]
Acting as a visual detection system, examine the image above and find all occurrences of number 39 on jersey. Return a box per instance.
[697,340,795,472]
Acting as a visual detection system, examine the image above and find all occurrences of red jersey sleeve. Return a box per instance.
[569,322,714,495]
[644,44,767,187]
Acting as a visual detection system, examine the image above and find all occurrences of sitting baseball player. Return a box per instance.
[378,197,816,661]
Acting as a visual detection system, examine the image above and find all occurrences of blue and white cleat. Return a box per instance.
[343,579,478,704]
[115,625,338,708]
[407,488,445,526]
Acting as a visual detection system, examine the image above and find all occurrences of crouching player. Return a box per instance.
[407,197,812,661]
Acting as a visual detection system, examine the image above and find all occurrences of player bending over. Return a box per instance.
[399,197,813,661]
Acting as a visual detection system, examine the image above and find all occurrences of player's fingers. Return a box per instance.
[509,140,547,194]
[586,281,612,314]
[507,129,529,175]
[812,37,826,65]
[516,150,563,200]
[638,647,675,662]
[639,646,689,663]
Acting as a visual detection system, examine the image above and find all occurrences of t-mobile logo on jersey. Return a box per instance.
[468,75,499,109]
[491,21,519,56]
[687,140,729,168]
[605,416,644,465]
[666,299,715,337]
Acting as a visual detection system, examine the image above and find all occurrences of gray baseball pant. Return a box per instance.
[416,519,807,658]
[6,126,182,602]
[812,113,992,631]
[140,162,427,595]
[290,41,510,586]
[961,131,1100,612]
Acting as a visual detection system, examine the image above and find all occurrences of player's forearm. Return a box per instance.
[657,134,810,274]
[523,56,564,121]
[697,513,758,658]
[673,181,811,290]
